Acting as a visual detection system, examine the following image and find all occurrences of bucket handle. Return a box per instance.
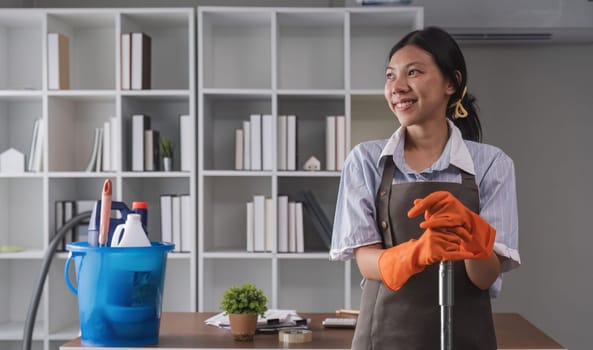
[64,250,84,295]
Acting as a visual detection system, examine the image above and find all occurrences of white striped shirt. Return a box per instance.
[330,120,520,297]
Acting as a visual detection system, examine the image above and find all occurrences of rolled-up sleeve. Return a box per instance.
[476,148,521,297]
[330,145,383,261]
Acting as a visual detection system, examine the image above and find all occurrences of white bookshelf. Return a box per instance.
[197,7,423,312]
[0,8,195,350]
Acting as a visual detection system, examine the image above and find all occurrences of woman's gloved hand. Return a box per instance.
[378,228,473,291]
[407,191,496,259]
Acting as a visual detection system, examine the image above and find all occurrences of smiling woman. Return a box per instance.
[330,26,520,350]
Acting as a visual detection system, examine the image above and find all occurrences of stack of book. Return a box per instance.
[86,117,120,172]
[234,114,274,171]
[275,196,304,253]
[121,32,151,90]
[246,195,274,252]
[54,199,95,251]
[325,115,347,171]
[160,194,192,252]
[277,115,297,171]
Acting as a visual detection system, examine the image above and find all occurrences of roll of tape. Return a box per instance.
[278,329,313,343]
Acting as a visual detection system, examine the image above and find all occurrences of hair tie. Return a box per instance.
[449,86,468,119]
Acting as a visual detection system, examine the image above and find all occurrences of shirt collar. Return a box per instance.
[378,119,475,175]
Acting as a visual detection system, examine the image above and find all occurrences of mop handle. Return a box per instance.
[439,261,454,350]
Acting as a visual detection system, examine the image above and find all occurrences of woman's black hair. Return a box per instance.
[388,26,482,142]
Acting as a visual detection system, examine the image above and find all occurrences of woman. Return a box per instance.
[330,27,520,349]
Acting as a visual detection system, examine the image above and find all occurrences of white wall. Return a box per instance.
[464,43,593,350]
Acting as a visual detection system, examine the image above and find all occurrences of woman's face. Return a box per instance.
[384,44,455,127]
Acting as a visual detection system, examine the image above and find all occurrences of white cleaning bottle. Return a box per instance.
[110,213,151,247]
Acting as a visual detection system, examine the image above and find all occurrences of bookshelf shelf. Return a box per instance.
[0,8,196,350]
[198,6,422,312]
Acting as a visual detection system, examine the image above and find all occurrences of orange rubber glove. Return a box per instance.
[378,228,474,291]
[407,191,496,259]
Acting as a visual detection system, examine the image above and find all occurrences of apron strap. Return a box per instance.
[375,156,396,248]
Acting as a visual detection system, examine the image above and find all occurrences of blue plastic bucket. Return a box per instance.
[65,241,174,346]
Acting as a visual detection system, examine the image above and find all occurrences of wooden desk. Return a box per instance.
[60,312,566,350]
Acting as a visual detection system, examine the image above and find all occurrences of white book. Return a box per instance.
[180,195,192,252]
[131,32,151,90]
[132,114,150,171]
[286,115,297,171]
[144,129,159,171]
[31,118,44,172]
[288,202,297,252]
[246,202,254,252]
[277,115,287,171]
[120,33,131,90]
[277,196,289,253]
[250,114,262,170]
[253,195,265,252]
[179,114,192,171]
[102,121,111,172]
[95,127,103,172]
[295,202,304,253]
[235,129,243,170]
[242,121,251,170]
[265,198,273,252]
[85,127,101,172]
[172,195,181,252]
[325,116,336,171]
[47,33,69,90]
[262,114,274,170]
[336,115,346,171]
[110,117,120,171]
[160,195,173,244]
[27,119,40,172]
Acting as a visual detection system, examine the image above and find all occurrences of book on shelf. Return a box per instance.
[132,114,151,171]
[277,115,287,170]
[299,190,332,249]
[326,116,336,171]
[47,32,70,90]
[288,202,297,252]
[286,115,297,170]
[27,118,41,172]
[242,120,251,170]
[160,195,173,244]
[277,195,289,253]
[250,114,262,170]
[179,114,192,171]
[172,195,181,252]
[144,129,160,171]
[85,127,103,172]
[95,129,103,171]
[336,115,346,170]
[295,202,304,253]
[265,198,274,252]
[180,195,192,252]
[253,195,266,252]
[131,32,151,90]
[246,201,254,252]
[54,200,77,252]
[235,128,244,171]
[262,114,274,171]
[121,33,131,90]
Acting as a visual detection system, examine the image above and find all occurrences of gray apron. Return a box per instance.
[351,156,496,350]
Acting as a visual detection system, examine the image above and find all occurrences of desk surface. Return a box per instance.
[61,312,565,350]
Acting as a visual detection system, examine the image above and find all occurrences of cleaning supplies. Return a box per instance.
[111,213,150,247]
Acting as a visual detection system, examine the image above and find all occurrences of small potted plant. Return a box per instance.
[159,135,174,171]
[220,283,268,341]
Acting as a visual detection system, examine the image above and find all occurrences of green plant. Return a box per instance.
[220,283,268,316]
[159,136,174,158]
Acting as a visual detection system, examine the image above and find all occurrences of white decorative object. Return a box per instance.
[0,148,25,173]
[303,156,321,171]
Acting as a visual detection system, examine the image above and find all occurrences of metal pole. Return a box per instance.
[439,261,454,350]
